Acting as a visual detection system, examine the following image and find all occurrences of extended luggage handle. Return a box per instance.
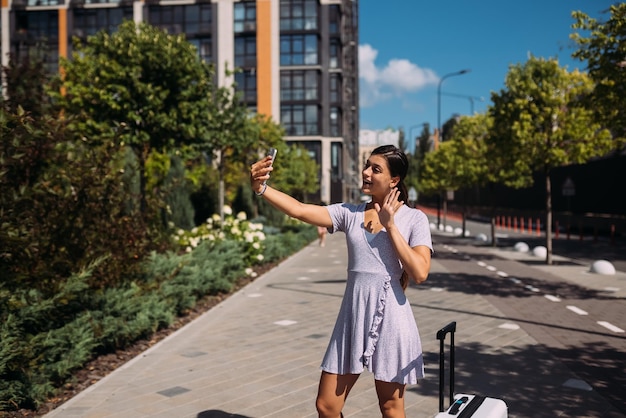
[436,321,456,412]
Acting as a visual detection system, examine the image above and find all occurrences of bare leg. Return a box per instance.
[375,380,406,418]
[316,371,359,418]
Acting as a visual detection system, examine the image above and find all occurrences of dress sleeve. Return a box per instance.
[408,210,433,251]
[325,202,356,234]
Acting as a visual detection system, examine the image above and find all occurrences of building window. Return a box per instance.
[329,73,341,103]
[281,104,319,136]
[329,4,340,34]
[234,1,256,33]
[330,106,341,137]
[280,34,317,66]
[280,0,318,31]
[72,8,132,40]
[280,70,318,101]
[235,70,257,104]
[13,10,59,72]
[148,4,212,61]
[329,37,341,68]
[235,36,256,68]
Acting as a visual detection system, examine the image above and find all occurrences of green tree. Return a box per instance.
[571,4,626,144]
[50,20,215,217]
[487,56,612,264]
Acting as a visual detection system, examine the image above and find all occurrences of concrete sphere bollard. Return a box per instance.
[589,260,616,275]
[464,230,471,237]
[430,222,437,231]
[454,227,463,236]
[532,246,547,258]
[475,233,488,242]
[445,225,454,233]
[514,242,529,253]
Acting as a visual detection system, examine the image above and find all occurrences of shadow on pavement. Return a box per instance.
[197,411,251,418]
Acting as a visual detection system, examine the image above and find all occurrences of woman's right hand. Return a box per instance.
[250,155,274,195]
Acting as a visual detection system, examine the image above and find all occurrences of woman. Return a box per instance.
[250,145,432,418]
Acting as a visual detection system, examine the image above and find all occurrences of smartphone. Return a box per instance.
[267,148,277,165]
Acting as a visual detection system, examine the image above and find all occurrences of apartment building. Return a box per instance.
[0,0,360,204]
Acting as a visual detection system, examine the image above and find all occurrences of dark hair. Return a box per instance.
[371,145,409,203]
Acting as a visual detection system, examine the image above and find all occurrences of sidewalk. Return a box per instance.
[43,222,625,418]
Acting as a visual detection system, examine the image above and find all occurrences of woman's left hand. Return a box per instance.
[375,187,404,229]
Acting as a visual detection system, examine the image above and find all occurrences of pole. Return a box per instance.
[437,69,470,142]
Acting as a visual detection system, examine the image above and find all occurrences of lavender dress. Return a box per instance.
[320,202,433,384]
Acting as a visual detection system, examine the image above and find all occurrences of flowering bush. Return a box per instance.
[172,205,266,267]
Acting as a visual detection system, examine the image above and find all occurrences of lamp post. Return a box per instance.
[436,69,469,229]
[437,69,470,143]
[441,92,484,115]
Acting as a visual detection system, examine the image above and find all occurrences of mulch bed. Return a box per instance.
[1,262,278,418]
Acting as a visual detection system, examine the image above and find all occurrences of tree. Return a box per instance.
[487,56,612,264]
[571,4,626,144]
[50,20,216,217]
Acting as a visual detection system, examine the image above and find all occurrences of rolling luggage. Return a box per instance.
[435,321,508,418]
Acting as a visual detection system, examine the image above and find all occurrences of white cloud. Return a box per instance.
[359,44,438,108]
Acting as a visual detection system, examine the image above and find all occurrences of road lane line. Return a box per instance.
[544,295,561,302]
[566,305,588,315]
[597,321,624,333]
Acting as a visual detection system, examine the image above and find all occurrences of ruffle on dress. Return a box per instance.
[362,274,391,367]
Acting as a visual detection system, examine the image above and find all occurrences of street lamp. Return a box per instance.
[435,69,469,229]
[437,69,470,142]
[441,92,484,115]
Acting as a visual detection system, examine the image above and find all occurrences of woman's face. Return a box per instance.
[361,154,398,197]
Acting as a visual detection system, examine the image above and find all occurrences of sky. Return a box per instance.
[358,0,616,145]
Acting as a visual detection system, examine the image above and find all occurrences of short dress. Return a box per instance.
[320,202,433,385]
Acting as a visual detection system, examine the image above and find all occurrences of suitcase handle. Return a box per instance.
[436,321,456,412]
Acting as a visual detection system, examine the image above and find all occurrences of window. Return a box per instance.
[148,4,212,62]
[280,34,318,66]
[235,36,256,68]
[330,107,341,137]
[73,8,132,39]
[281,104,319,136]
[235,70,257,104]
[280,0,318,31]
[329,73,341,103]
[13,10,59,72]
[234,1,256,33]
[329,5,340,34]
[280,70,318,101]
[329,38,341,68]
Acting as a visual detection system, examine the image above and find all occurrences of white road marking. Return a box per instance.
[525,285,540,292]
[477,261,487,267]
[566,305,588,315]
[544,295,561,302]
[497,271,509,277]
[597,321,624,333]
[486,265,497,271]
[499,323,520,330]
[510,278,522,284]
[274,320,297,326]
[247,293,263,298]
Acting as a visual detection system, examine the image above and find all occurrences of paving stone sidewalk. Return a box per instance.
[44,224,624,418]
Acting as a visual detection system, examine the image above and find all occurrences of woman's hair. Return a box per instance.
[371,145,411,291]
[371,145,409,203]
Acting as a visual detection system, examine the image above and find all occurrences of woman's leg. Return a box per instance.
[316,371,359,418]
[374,380,406,418]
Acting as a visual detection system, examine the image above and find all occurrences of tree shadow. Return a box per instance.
[410,339,626,416]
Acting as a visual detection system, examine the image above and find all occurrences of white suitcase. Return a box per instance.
[435,393,507,417]
[435,322,508,417]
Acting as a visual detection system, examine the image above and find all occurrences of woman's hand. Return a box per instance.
[375,187,404,229]
[250,155,274,195]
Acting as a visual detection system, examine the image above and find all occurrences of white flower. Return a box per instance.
[212,214,221,222]
[223,205,233,215]
[256,254,264,261]
[237,211,247,221]
[252,242,260,250]
[177,229,185,236]
[185,246,192,253]
[191,227,198,234]
[245,267,253,275]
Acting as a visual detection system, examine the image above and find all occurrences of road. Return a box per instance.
[428,215,626,415]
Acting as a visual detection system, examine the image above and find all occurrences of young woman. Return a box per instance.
[249,145,432,418]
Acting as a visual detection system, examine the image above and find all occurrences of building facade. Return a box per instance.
[0,0,360,204]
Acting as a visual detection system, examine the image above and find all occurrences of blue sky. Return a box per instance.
[358,0,615,141]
